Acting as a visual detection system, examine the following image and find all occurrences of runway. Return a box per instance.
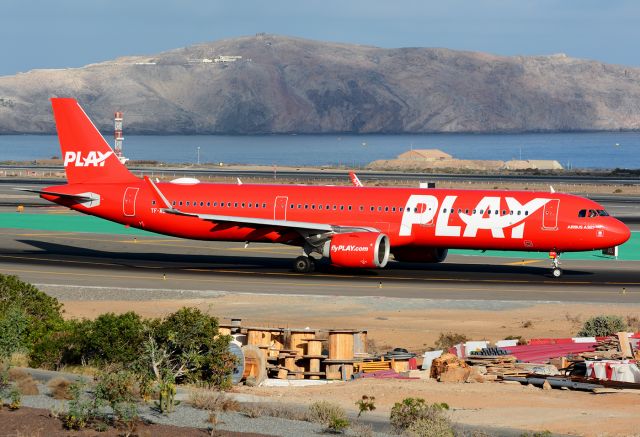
[1,227,639,304]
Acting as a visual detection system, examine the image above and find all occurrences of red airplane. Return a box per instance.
[25,98,631,277]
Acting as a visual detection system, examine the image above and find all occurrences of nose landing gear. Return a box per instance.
[549,251,562,278]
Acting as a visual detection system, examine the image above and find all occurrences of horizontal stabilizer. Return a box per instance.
[14,188,95,202]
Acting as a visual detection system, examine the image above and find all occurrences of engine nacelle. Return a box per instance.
[323,232,390,268]
[392,247,448,263]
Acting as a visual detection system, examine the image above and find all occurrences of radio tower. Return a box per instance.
[114,111,129,164]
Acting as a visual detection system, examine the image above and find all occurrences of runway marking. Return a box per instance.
[16,232,81,237]
[5,266,497,292]
[0,254,122,268]
[504,259,544,266]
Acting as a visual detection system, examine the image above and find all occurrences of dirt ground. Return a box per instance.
[59,295,640,436]
[62,295,639,353]
[0,406,266,437]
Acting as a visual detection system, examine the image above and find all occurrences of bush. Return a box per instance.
[84,312,146,365]
[94,370,138,411]
[147,307,234,388]
[578,315,628,337]
[405,416,454,437]
[390,398,450,433]
[47,377,73,400]
[29,320,86,369]
[435,332,468,350]
[0,304,28,359]
[0,275,64,352]
[189,389,240,412]
[308,400,349,431]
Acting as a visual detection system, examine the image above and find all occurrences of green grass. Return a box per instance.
[0,212,154,236]
[1,212,638,261]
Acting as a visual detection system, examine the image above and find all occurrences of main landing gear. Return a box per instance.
[549,251,562,278]
[294,256,315,273]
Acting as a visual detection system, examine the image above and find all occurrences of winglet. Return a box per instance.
[349,171,363,187]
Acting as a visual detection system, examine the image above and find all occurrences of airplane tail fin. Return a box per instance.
[51,98,138,185]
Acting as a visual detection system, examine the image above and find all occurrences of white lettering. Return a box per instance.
[63,150,113,167]
[399,195,439,236]
[435,196,461,237]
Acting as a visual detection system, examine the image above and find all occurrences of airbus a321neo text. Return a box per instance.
[26,98,631,278]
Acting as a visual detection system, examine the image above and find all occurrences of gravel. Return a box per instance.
[3,377,392,436]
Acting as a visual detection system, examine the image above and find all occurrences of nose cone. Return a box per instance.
[608,218,631,247]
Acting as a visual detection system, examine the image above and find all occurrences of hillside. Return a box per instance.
[0,34,639,134]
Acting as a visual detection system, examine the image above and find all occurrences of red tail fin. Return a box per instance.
[51,98,138,184]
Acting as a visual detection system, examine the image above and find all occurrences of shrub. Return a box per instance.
[578,315,627,337]
[390,398,450,433]
[63,382,94,430]
[435,332,468,350]
[0,274,64,349]
[94,370,138,411]
[145,307,234,389]
[29,320,85,369]
[8,387,21,410]
[17,375,39,395]
[189,389,240,411]
[355,395,376,417]
[405,416,454,437]
[0,304,28,359]
[83,312,146,365]
[47,377,73,400]
[308,400,349,431]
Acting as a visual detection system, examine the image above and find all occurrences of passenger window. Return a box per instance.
[319,205,323,210]
[227,202,231,207]
[234,202,238,207]
[305,204,308,209]
[311,204,315,209]
[360,206,364,211]
[262,203,267,208]
[333,205,337,210]
[473,209,476,214]
[348,206,352,211]
[340,206,344,210]
[378,206,382,211]
[502,210,506,215]
[370,206,375,212]
[525,211,529,216]
[172,201,176,206]
[179,201,183,206]
[152,200,156,205]
[248,203,252,208]
[517,211,521,215]
[186,201,191,206]
[480,209,484,214]
[392,207,396,212]
[290,204,294,209]
[241,203,245,208]
[385,206,389,212]
[207,202,210,207]
[465,209,469,214]
[443,208,447,213]
[200,202,204,206]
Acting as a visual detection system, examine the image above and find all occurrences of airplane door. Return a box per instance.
[274,196,288,220]
[542,199,560,230]
[123,187,139,217]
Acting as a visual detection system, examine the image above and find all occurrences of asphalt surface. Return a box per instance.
[1,228,639,304]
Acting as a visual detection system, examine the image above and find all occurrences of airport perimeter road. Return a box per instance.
[1,230,639,304]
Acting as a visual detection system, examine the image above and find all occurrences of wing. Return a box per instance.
[144,176,377,236]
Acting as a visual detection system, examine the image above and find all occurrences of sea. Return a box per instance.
[1,131,639,169]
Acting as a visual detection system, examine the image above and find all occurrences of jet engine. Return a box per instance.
[323,232,390,268]
[392,247,448,263]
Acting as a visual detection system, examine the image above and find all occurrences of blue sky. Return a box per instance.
[1,0,638,76]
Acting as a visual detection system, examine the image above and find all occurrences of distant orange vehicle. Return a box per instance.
[27,98,630,277]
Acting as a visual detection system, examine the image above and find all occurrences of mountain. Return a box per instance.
[0,34,639,134]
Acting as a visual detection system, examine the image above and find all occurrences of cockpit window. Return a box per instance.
[579,208,610,218]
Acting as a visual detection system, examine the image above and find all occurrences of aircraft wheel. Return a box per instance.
[552,267,563,278]
[293,256,313,273]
